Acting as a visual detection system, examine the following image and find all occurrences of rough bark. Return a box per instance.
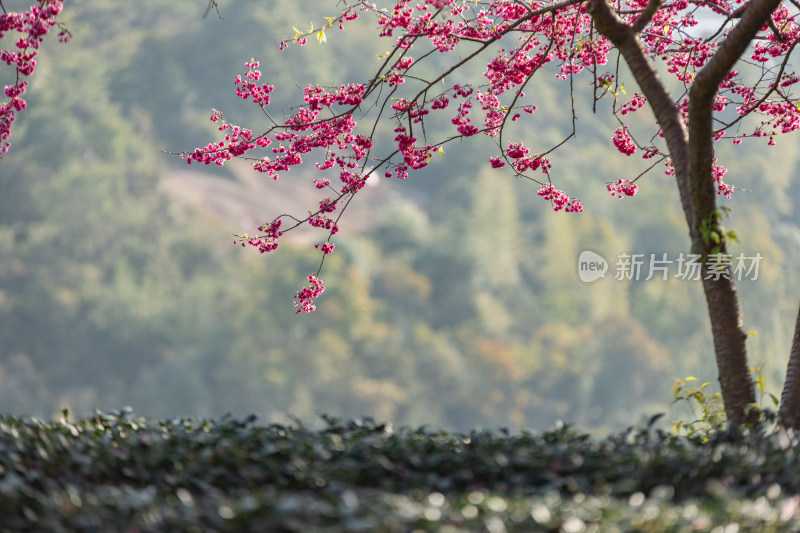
[779,304,800,428]
[685,0,781,425]
[589,0,782,424]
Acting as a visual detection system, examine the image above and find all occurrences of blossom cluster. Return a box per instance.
[712,161,733,199]
[612,127,636,156]
[619,94,646,116]
[234,59,273,107]
[0,0,69,156]
[236,219,284,254]
[607,179,639,199]
[537,184,583,212]
[294,275,325,313]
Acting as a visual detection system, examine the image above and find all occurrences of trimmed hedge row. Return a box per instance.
[0,410,798,531]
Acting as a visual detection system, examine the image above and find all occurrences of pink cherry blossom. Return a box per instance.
[294,275,325,313]
[0,1,68,156]
[607,179,639,199]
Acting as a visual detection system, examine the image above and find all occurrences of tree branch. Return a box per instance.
[689,0,782,233]
[692,0,783,102]
[715,40,800,135]
[631,0,662,33]
[587,0,692,224]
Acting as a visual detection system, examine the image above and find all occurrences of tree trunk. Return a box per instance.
[588,0,787,424]
[699,275,755,424]
[684,0,781,424]
[779,304,800,428]
[687,74,756,425]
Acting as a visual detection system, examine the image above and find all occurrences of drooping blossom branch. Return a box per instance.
[181,0,800,311]
[0,0,69,157]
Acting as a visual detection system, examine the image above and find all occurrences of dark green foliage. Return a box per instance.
[1,412,799,531]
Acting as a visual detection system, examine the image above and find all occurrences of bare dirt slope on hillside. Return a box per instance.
[160,160,396,244]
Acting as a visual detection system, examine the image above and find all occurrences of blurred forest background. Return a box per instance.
[2,0,800,433]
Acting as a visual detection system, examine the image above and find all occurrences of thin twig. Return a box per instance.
[203,0,222,20]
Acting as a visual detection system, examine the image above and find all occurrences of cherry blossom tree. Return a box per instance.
[183,0,800,427]
[7,1,800,426]
[0,0,69,156]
